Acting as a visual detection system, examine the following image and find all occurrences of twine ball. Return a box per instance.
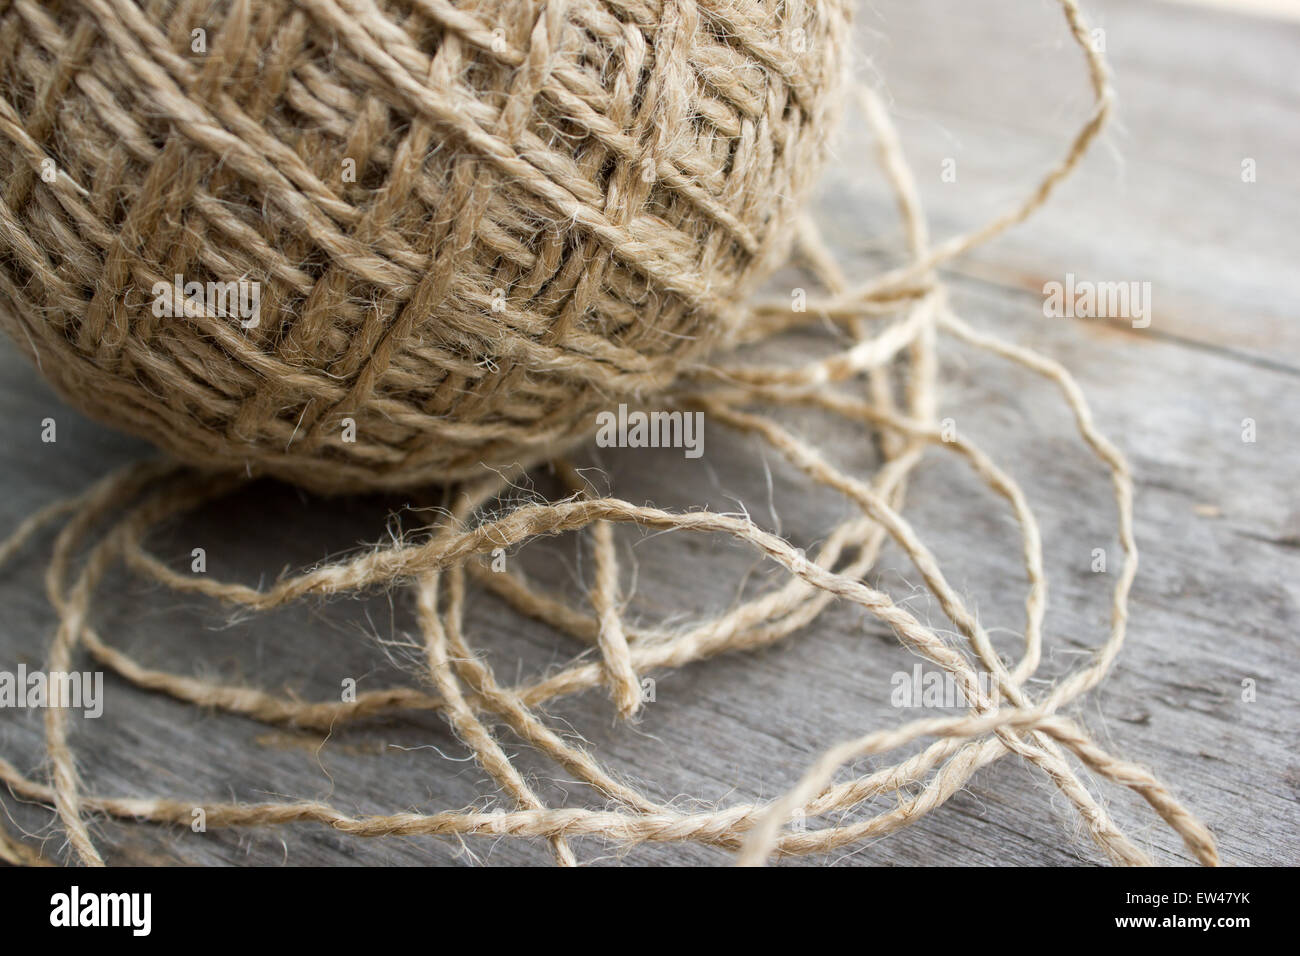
[0,0,848,492]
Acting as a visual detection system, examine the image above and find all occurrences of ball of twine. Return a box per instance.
[0,0,848,492]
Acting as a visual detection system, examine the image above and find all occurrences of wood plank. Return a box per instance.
[0,0,1296,866]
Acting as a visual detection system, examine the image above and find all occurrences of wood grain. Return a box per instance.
[0,0,1296,866]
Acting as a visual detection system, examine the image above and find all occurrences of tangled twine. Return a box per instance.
[0,0,1220,867]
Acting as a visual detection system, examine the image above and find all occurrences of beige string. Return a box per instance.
[0,0,1219,867]
[0,0,851,492]
[557,460,642,720]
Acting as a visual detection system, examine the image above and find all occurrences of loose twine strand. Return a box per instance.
[0,0,1218,868]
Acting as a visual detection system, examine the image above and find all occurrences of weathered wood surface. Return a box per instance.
[0,0,1296,866]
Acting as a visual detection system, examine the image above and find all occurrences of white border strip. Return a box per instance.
[1159,0,1300,23]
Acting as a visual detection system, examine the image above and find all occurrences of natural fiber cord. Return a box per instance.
[0,0,847,491]
[0,0,1219,867]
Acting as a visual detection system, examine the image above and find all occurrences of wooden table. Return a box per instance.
[1,0,1296,865]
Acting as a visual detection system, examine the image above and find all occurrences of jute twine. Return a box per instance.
[0,0,1220,867]
[0,0,847,492]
